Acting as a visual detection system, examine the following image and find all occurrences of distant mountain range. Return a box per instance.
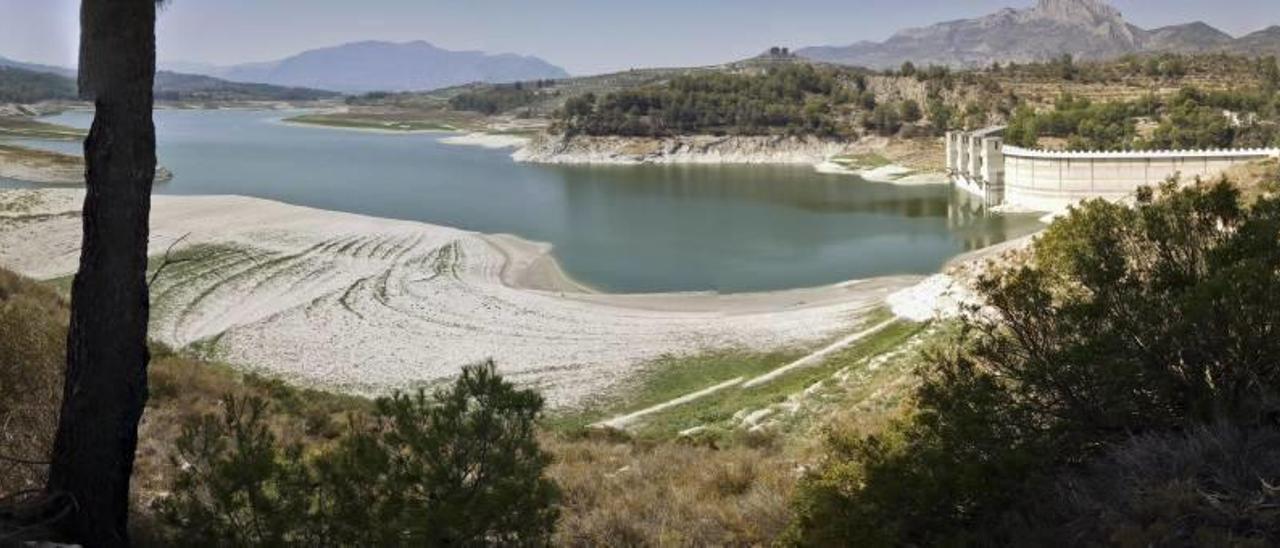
[162,41,571,93]
[797,0,1280,68]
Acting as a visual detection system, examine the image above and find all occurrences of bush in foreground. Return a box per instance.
[786,179,1280,546]
[155,361,559,546]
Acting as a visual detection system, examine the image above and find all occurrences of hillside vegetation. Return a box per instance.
[554,53,1279,140]
[556,64,854,137]
[787,176,1280,546]
[0,265,849,545]
[153,71,339,102]
[1004,85,1280,150]
[0,66,76,104]
[0,66,338,105]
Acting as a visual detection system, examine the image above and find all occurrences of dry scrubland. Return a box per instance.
[0,260,935,544]
[991,55,1269,107]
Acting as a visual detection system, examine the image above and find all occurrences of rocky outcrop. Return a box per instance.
[513,134,853,165]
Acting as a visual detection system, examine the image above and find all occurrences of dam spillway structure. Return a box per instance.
[945,128,1280,211]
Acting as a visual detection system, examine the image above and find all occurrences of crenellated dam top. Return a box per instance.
[946,129,1280,211]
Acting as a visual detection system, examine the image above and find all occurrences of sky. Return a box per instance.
[0,0,1274,75]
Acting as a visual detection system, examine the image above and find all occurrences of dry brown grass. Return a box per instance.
[882,136,945,171]
[547,432,797,546]
[1222,158,1280,204]
[0,267,369,512]
[0,268,65,494]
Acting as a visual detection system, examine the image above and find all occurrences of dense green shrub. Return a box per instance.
[1003,94,1143,150]
[927,99,954,134]
[556,64,848,137]
[786,179,1280,546]
[1006,87,1280,151]
[899,99,922,123]
[155,361,559,546]
[864,103,902,136]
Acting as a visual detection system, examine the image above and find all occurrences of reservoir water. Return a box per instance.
[1,110,1041,293]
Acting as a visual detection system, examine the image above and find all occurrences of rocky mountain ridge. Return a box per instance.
[798,0,1280,68]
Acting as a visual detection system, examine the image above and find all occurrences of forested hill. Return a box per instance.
[554,64,860,137]
[528,53,1278,143]
[0,66,77,104]
[0,64,338,105]
[153,71,339,102]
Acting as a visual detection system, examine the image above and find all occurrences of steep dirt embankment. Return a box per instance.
[514,134,854,165]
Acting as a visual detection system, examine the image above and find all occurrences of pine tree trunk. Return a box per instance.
[47,0,157,545]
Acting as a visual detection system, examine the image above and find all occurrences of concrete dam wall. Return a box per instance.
[946,129,1280,211]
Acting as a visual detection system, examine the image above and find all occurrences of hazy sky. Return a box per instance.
[0,0,1273,75]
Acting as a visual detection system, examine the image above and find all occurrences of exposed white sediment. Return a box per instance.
[513,134,854,165]
[515,134,949,186]
[0,189,913,408]
[438,133,531,149]
[813,160,947,185]
[886,274,974,322]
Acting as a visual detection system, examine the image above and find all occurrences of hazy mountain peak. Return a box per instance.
[167,41,569,93]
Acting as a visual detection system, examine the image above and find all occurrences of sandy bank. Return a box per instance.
[0,189,912,408]
[813,160,947,185]
[0,144,174,185]
[0,145,83,184]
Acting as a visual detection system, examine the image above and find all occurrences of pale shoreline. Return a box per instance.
[508,133,948,183]
[0,189,915,408]
[281,118,949,181]
[437,132,532,149]
[0,143,174,185]
[276,118,459,135]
